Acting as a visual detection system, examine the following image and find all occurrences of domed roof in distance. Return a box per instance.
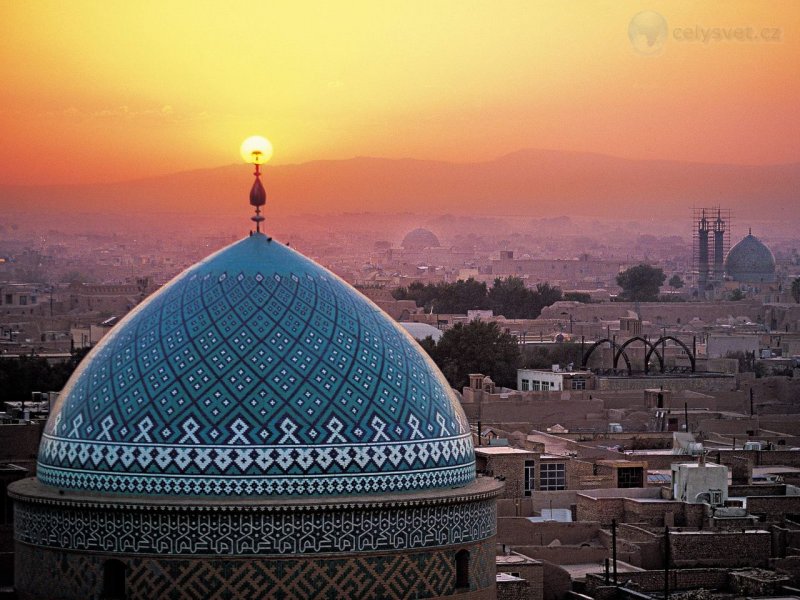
[38,234,474,497]
[401,228,440,249]
[724,231,776,283]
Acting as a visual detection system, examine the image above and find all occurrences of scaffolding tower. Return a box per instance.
[692,207,731,290]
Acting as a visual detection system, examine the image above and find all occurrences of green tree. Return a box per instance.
[0,347,92,406]
[392,279,488,313]
[486,278,563,319]
[394,277,564,318]
[443,279,489,314]
[564,292,591,303]
[533,282,563,313]
[729,289,745,301]
[423,321,520,389]
[724,350,755,373]
[616,264,666,302]
[521,342,582,370]
[791,277,800,304]
[668,274,684,290]
[487,277,531,318]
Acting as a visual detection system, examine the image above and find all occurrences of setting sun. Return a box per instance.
[0,1,797,188]
[240,136,274,165]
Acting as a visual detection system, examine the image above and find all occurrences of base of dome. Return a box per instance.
[11,476,502,599]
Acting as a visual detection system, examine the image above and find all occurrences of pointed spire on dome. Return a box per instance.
[240,136,274,234]
[249,164,266,233]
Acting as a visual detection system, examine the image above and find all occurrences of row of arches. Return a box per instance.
[581,335,696,375]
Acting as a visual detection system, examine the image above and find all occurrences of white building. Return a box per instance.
[516,366,594,392]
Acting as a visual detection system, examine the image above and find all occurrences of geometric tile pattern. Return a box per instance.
[14,496,495,554]
[38,234,475,496]
[15,540,497,600]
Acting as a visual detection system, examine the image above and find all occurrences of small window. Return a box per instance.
[617,467,644,488]
[571,378,586,390]
[524,460,536,496]
[102,559,126,600]
[521,379,529,391]
[455,549,470,589]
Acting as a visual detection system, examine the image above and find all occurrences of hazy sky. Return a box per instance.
[1,1,798,185]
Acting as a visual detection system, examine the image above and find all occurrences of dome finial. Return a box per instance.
[240,136,274,233]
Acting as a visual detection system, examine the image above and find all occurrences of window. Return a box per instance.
[19,295,27,306]
[531,381,540,391]
[102,559,126,600]
[539,462,566,491]
[4,295,11,305]
[571,378,586,390]
[521,379,529,391]
[617,467,644,488]
[524,460,536,496]
[455,550,470,589]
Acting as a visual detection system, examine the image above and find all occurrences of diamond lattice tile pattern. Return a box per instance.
[38,234,475,496]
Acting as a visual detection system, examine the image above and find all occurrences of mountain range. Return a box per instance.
[1,149,797,221]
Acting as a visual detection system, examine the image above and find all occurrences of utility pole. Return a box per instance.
[684,402,689,433]
[612,518,618,585]
[664,526,670,600]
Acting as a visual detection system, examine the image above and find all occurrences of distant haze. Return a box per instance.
[2,150,797,222]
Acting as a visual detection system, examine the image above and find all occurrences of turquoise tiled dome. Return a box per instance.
[38,234,474,496]
[725,232,776,283]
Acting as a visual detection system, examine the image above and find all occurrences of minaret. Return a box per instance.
[698,210,710,291]
[713,209,726,283]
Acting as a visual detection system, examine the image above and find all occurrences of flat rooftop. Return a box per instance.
[561,560,643,580]
[475,446,535,455]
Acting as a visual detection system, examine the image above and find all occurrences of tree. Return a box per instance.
[393,277,563,319]
[729,289,745,301]
[616,264,666,302]
[392,279,488,313]
[0,346,92,405]
[725,350,755,373]
[487,277,531,318]
[791,277,800,304]
[564,292,591,303]
[668,274,684,290]
[422,321,520,389]
[522,342,581,370]
[533,282,563,314]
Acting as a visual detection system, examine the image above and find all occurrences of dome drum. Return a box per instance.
[11,476,501,600]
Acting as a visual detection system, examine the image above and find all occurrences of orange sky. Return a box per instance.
[0,1,798,185]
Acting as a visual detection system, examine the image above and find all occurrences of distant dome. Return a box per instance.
[725,231,776,283]
[38,234,474,497]
[401,228,440,249]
